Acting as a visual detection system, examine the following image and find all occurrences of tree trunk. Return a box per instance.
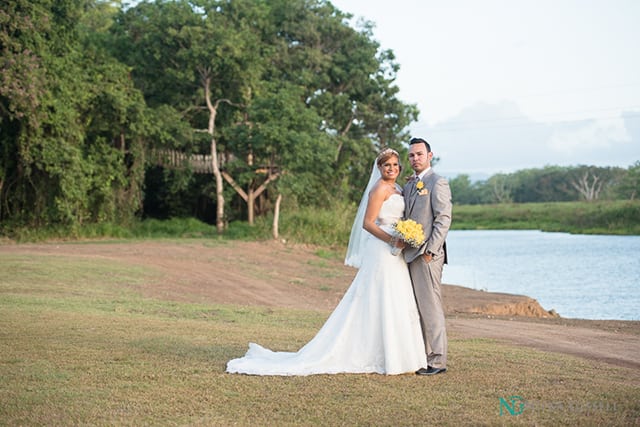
[334,116,354,162]
[203,76,225,233]
[570,171,603,201]
[222,169,281,226]
[273,193,282,240]
[248,190,255,225]
[210,139,225,233]
[247,150,254,225]
[491,176,512,203]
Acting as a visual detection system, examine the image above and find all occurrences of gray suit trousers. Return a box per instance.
[409,254,447,369]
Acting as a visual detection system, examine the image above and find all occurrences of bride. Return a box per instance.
[226,148,427,375]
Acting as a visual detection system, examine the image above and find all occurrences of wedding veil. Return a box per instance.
[344,160,380,268]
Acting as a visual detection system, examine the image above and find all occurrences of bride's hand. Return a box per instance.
[389,236,405,256]
[388,235,403,248]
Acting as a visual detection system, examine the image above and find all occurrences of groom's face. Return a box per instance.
[408,143,432,174]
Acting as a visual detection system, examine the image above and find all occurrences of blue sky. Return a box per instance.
[331,0,640,177]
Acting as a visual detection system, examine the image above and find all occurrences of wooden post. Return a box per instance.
[272,193,282,240]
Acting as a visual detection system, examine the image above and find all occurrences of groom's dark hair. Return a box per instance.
[409,137,431,153]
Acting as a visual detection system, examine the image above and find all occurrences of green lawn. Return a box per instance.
[1,252,638,425]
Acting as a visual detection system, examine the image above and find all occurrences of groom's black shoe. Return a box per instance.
[416,366,447,376]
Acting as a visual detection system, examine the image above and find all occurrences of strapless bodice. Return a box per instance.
[376,193,404,226]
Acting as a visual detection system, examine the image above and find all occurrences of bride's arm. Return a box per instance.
[362,182,395,244]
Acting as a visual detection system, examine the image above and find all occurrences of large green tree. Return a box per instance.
[1,0,148,229]
[254,0,416,200]
[2,0,418,232]
[111,0,270,231]
[111,0,417,228]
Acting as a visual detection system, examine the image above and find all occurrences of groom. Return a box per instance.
[403,137,452,376]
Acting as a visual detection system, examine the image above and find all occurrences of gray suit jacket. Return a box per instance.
[403,169,452,264]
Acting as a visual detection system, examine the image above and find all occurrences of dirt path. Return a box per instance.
[448,318,640,369]
[3,239,639,369]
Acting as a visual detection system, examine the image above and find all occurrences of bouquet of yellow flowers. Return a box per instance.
[392,219,426,248]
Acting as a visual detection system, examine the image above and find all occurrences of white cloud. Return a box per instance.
[420,101,552,176]
[547,117,631,156]
[421,102,640,178]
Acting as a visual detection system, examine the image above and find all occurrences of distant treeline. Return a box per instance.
[449,163,639,205]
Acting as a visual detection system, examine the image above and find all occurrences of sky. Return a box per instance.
[330,0,640,178]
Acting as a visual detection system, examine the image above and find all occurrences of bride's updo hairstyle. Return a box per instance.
[376,147,402,172]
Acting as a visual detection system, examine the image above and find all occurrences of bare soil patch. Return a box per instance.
[3,239,639,369]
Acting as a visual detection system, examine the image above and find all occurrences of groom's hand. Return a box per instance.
[423,252,433,262]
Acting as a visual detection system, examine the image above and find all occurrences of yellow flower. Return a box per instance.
[392,219,426,248]
[416,181,424,190]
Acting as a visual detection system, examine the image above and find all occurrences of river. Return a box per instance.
[441,230,640,320]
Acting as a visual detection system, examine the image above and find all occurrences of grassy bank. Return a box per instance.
[453,200,640,235]
[1,250,639,425]
[2,200,639,244]
[277,200,640,246]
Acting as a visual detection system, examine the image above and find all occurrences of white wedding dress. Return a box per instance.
[226,194,427,375]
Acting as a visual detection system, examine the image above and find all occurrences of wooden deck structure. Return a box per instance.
[151,149,216,174]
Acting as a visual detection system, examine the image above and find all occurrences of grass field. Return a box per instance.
[1,251,639,426]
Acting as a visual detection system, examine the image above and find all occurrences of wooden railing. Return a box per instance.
[151,149,216,174]
[151,149,279,176]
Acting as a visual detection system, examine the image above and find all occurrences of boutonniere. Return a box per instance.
[416,180,429,195]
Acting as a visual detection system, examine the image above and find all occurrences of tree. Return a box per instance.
[484,174,512,203]
[1,0,148,228]
[261,0,416,198]
[570,170,603,201]
[568,166,622,202]
[111,0,417,228]
[616,162,640,200]
[449,174,480,205]
[505,166,572,203]
[111,0,266,232]
[232,0,416,207]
